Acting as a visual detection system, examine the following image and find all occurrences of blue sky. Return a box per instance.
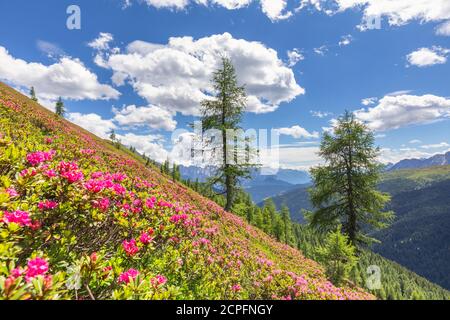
[0,0,449,169]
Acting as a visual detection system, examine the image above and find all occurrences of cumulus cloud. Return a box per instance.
[300,0,450,26]
[0,46,120,102]
[361,97,378,106]
[260,0,292,21]
[101,32,304,116]
[67,113,117,139]
[286,48,304,67]
[276,125,319,139]
[277,146,322,170]
[88,32,114,51]
[406,46,449,67]
[116,132,169,163]
[127,0,292,21]
[354,94,450,131]
[113,104,177,131]
[436,20,450,36]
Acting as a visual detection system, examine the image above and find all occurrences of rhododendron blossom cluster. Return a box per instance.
[2,210,32,227]
[26,150,55,166]
[118,269,140,284]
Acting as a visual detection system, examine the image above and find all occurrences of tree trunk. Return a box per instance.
[346,143,357,245]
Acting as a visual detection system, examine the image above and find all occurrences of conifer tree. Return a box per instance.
[55,97,65,117]
[308,111,394,245]
[30,86,38,102]
[316,226,358,286]
[200,57,253,211]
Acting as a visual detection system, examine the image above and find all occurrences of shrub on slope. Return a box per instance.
[0,83,372,300]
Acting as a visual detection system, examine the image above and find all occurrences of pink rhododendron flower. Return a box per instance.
[112,184,126,196]
[44,137,53,144]
[6,188,19,198]
[10,267,24,279]
[2,210,32,226]
[84,179,106,193]
[26,257,49,280]
[20,168,37,177]
[43,169,56,178]
[232,284,241,292]
[139,232,153,245]
[122,239,139,256]
[93,197,110,212]
[80,149,96,155]
[38,200,58,211]
[151,275,167,287]
[26,150,55,166]
[58,161,84,183]
[118,268,139,284]
[145,197,156,209]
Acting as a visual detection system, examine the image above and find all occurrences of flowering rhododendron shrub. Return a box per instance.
[0,82,374,300]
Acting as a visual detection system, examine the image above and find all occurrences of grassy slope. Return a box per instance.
[0,82,373,300]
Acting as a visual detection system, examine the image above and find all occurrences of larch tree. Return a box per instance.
[55,97,65,117]
[307,111,394,245]
[30,87,38,102]
[200,57,254,211]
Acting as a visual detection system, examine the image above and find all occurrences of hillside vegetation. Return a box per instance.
[0,82,373,300]
[267,166,450,294]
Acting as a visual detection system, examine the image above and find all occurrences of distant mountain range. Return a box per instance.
[387,151,450,171]
[179,165,311,203]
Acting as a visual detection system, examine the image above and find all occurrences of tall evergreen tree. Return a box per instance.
[281,205,293,244]
[30,86,38,102]
[55,97,65,117]
[200,57,252,211]
[109,129,116,142]
[308,111,393,245]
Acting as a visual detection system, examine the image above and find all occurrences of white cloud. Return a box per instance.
[113,104,177,131]
[0,46,120,102]
[277,146,322,170]
[36,40,65,58]
[338,34,353,46]
[436,20,450,36]
[386,90,412,97]
[287,48,304,67]
[361,97,377,106]
[313,45,328,56]
[101,32,304,116]
[406,46,449,67]
[380,147,450,164]
[67,113,117,139]
[301,0,450,26]
[88,32,114,51]
[310,110,333,118]
[129,0,292,21]
[260,0,292,21]
[117,132,169,163]
[409,139,422,144]
[419,142,450,149]
[354,94,450,131]
[276,125,319,139]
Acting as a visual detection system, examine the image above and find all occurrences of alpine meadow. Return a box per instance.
[0,0,449,307]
